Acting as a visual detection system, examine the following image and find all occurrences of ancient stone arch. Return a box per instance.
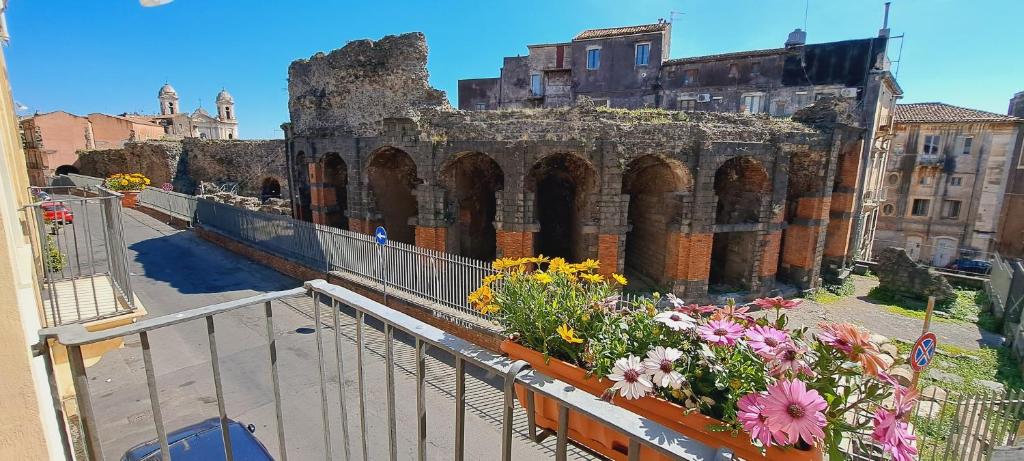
[621,154,693,288]
[526,152,597,261]
[320,153,348,229]
[366,146,419,244]
[439,151,504,260]
[710,156,770,292]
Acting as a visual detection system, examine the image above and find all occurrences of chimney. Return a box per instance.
[785,28,807,48]
[879,2,892,38]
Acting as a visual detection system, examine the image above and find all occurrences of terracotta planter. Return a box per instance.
[120,190,141,208]
[501,341,823,461]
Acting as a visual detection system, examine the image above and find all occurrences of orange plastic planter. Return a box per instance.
[120,190,140,208]
[501,341,823,461]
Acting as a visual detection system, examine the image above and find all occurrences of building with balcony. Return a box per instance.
[458,18,903,279]
[874,102,1023,266]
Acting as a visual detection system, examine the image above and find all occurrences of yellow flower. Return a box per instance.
[479,304,500,315]
[580,273,604,284]
[120,179,129,186]
[467,285,493,308]
[481,273,503,286]
[532,272,553,284]
[529,254,551,264]
[493,257,526,271]
[611,273,628,286]
[549,257,577,275]
[556,324,583,344]
[144,178,151,185]
[576,259,600,272]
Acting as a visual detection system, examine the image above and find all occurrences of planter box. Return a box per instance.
[501,340,822,461]
[120,190,140,208]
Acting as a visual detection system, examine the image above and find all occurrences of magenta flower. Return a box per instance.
[770,343,816,378]
[871,409,919,461]
[698,318,744,346]
[737,393,786,447]
[762,379,828,446]
[664,294,715,316]
[753,296,802,310]
[745,325,790,357]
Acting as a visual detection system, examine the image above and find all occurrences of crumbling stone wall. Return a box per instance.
[285,33,860,302]
[76,138,287,200]
[78,140,182,187]
[875,247,955,301]
[288,32,448,137]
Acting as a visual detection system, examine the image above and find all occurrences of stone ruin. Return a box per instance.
[875,247,955,301]
[198,182,291,216]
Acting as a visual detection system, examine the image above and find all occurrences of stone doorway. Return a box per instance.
[440,152,504,260]
[622,155,691,290]
[367,147,418,244]
[527,153,595,261]
[321,153,348,229]
[710,156,769,292]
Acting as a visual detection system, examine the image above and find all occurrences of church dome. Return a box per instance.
[158,83,177,97]
[216,89,234,103]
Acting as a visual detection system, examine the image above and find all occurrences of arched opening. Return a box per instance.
[295,151,312,222]
[622,155,692,289]
[260,177,282,201]
[54,165,79,176]
[527,153,596,261]
[321,153,348,229]
[710,157,769,292]
[367,147,418,244]
[440,152,504,260]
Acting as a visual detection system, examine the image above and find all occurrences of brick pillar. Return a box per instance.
[496,230,534,260]
[597,234,620,277]
[781,196,830,289]
[823,143,862,266]
[758,230,783,289]
[415,226,447,252]
[308,162,329,225]
[664,232,713,300]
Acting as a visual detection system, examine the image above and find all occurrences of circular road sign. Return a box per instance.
[375,226,388,246]
[910,332,938,372]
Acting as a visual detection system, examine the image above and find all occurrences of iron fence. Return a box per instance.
[139,186,198,222]
[196,199,497,321]
[25,187,136,326]
[38,279,731,461]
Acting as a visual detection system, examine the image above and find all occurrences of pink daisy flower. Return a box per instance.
[737,393,786,447]
[698,318,744,346]
[745,325,790,357]
[871,409,919,461]
[753,296,802,310]
[770,343,816,378]
[762,379,828,446]
[664,294,715,316]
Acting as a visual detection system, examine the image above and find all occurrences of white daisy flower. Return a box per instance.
[642,346,685,389]
[654,311,697,331]
[607,355,653,400]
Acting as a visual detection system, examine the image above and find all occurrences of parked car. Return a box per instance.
[945,258,991,274]
[121,418,275,461]
[40,201,73,224]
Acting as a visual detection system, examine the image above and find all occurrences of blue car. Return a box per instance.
[121,418,275,461]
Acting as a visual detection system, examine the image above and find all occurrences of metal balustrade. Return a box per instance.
[26,186,136,326]
[38,280,729,461]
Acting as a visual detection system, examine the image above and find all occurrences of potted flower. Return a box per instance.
[471,257,917,461]
[104,173,151,208]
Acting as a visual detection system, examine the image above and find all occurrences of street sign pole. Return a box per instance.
[375,226,388,306]
[909,296,936,390]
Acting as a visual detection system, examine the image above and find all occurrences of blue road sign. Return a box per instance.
[910,332,937,372]
[375,226,388,246]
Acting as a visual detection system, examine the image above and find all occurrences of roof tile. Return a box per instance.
[895,103,1020,123]
[574,23,668,41]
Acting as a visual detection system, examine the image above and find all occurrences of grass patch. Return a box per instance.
[867,286,993,326]
[894,340,1024,393]
[807,277,856,304]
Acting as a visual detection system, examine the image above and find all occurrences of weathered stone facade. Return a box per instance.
[77,138,287,199]
[285,33,864,302]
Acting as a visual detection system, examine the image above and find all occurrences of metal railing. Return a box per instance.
[25,186,136,326]
[196,199,497,322]
[38,279,729,461]
[138,186,198,222]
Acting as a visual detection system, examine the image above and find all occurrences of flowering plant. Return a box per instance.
[473,258,917,460]
[104,173,150,191]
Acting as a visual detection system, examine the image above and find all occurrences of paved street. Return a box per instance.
[81,207,595,460]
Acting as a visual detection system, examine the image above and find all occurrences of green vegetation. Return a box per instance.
[807,277,856,304]
[44,235,67,273]
[894,340,1023,393]
[867,286,996,328]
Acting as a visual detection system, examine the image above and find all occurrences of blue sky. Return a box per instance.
[6,0,1023,139]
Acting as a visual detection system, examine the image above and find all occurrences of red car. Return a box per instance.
[41,202,73,224]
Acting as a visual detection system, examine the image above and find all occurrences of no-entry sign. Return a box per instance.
[910,332,937,372]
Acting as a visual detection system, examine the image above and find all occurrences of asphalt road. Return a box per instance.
[79,206,596,460]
